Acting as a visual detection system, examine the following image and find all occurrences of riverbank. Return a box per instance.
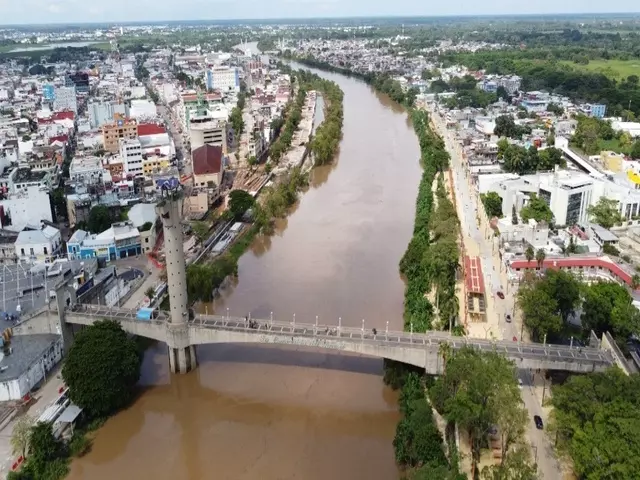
[291,55,464,478]
[185,68,345,304]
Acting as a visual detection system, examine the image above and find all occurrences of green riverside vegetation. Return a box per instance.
[185,68,344,303]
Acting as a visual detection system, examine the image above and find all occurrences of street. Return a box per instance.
[429,107,563,479]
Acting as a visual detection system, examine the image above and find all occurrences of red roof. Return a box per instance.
[192,145,222,176]
[52,111,75,121]
[464,256,486,295]
[138,123,166,136]
[49,135,68,145]
[510,257,637,290]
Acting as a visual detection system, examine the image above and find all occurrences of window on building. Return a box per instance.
[20,248,25,255]
[30,248,34,255]
[44,247,48,255]
[566,192,583,226]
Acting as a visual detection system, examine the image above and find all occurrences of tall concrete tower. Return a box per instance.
[156,185,197,373]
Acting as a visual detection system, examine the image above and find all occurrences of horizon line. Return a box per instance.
[2,12,640,28]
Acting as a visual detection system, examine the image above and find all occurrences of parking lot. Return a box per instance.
[0,264,51,320]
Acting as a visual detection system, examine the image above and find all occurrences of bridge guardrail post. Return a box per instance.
[226,308,229,326]
[338,317,342,337]
[315,316,318,335]
[361,319,365,340]
[386,321,389,341]
[270,312,273,329]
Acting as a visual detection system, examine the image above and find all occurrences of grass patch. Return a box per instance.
[560,59,640,79]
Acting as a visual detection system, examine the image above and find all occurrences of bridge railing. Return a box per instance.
[67,304,613,365]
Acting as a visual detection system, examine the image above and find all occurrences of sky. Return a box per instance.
[1,0,640,25]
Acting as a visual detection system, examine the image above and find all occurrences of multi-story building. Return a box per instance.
[0,187,53,232]
[69,156,107,184]
[205,66,240,92]
[189,115,228,152]
[102,116,137,153]
[88,100,127,128]
[67,221,142,262]
[53,86,77,114]
[582,103,607,119]
[66,72,90,94]
[0,229,18,263]
[14,223,62,263]
[119,138,143,177]
[142,155,171,175]
[192,144,224,188]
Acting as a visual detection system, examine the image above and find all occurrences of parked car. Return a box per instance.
[518,378,523,389]
[497,291,505,300]
[534,415,544,430]
[506,314,512,323]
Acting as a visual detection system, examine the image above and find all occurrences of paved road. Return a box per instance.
[429,108,563,479]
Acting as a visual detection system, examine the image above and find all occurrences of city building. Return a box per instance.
[53,86,77,114]
[0,187,53,232]
[192,144,224,188]
[205,66,240,92]
[142,155,170,175]
[189,116,228,152]
[129,99,157,119]
[0,229,18,263]
[69,156,107,184]
[581,103,607,119]
[14,224,62,263]
[67,222,142,262]
[0,334,63,402]
[127,203,158,254]
[66,72,90,94]
[119,138,143,177]
[42,84,55,101]
[101,116,137,153]
[88,100,127,129]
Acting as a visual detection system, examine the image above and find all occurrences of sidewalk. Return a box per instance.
[0,366,66,477]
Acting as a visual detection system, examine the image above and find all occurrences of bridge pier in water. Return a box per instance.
[157,189,198,374]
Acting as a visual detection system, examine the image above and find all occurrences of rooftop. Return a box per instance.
[0,334,61,383]
[14,168,48,184]
[192,144,223,176]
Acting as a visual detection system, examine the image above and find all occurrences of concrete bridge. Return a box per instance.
[13,190,623,375]
[31,303,610,375]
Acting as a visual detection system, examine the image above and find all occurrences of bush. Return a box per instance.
[69,432,92,457]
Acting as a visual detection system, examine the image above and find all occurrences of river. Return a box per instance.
[67,63,422,480]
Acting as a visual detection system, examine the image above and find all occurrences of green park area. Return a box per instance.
[560,59,640,79]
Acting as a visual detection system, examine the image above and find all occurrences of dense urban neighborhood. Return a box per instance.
[0,14,640,480]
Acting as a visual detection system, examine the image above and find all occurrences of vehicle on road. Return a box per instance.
[534,415,544,430]
[512,336,518,342]
[506,314,511,323]
[497,291,505,299]
[518,378,523,389]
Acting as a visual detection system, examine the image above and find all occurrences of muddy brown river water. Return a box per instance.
[67,64,421,480]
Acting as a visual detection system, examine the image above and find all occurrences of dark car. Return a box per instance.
[506,314,512,323]
[534,415,544,430]
[497,291,505,300]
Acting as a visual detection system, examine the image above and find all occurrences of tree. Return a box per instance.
[62,320,141,417]
[481,192,503,218]
[511,205,519,225]
[496,85,509,101]
[51,188,67,222]
[582,280,640,340]
[28,422,64,474]
[10,415,34,460]
[546,102,564,116]
[535,248,546,268]
[632,274,640,290]
[144,287,155,300]
[524,246,534,265]
[430,348,525,477]
[87,204,113,233]
[631,140,640,160]
[228,189,256,220]
[552,369,640,480]
[517,276,563,341]
[588,197,623,229]
[481,445,537,480]
[191,221,210,244]
[520,194,553,224]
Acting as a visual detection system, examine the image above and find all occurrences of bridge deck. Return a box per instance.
[63,304,613,367]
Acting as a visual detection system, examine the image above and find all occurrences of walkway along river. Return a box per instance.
[67,63,422,480]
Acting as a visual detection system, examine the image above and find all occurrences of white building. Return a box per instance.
[119,138,143,177]
[129,99,157,119]
[205,66,240,92]
[53,86,77,114]
[0,335,63,402]
[69,156,107,184]
[189,116,227,152]
[14,223,62,262]
[0,187,53,232]
[88,100,127,128]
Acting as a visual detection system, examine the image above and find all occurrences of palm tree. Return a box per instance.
[632,274,640,291]
[535,248,546,269]
[525,245,534,265]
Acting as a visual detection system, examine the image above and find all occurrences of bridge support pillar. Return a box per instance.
[168,345,197,374]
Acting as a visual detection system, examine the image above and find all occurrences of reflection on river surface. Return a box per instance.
[67,63,421,480]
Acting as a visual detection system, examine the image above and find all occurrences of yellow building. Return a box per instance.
[142,155,171,175]
[602,150,625,173]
